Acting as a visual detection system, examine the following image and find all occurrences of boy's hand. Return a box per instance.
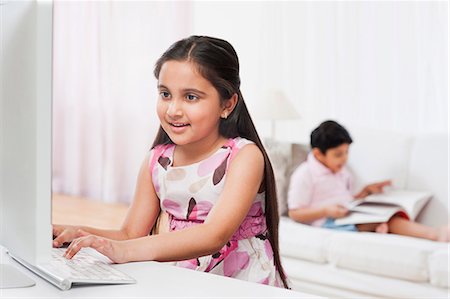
[63,235,128,264]
[355,180,392,199]
[365,180,392,195]
[324,204,349,219]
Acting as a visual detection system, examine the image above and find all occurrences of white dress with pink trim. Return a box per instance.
[150,137,282,287]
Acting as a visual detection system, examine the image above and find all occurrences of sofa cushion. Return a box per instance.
[264,140,292,216]
[282,256,450,298]
[327,232,440,282]
[265,140,308,216]
[279,217,334,263]
[406,134,449,226]
[429,247,450,288]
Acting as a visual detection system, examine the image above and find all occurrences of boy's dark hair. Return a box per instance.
[152,36,289,289]
[311,120,353,154]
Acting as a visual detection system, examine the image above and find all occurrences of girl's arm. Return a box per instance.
[288,205,348,224]
[53,153,160,247]
[64,144,264,263]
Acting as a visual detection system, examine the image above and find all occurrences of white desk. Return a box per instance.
[0,246,322,298]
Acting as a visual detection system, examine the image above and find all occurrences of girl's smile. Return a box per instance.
[168,122,190,134]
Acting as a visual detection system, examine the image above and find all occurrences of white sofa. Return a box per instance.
[266,130,449,298]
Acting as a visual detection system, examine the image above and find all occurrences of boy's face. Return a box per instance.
[313,143,350,173]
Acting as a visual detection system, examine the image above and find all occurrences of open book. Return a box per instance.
[334,190,432,225]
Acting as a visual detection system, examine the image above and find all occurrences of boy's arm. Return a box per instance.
[288,207,327,224]
[288,205,348,224]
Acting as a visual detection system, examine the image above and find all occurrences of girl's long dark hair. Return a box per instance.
[152,36,289,289]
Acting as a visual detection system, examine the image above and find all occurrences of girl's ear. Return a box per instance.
[221,93,238,119]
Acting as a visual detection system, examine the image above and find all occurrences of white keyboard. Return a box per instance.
[44,248,136,286]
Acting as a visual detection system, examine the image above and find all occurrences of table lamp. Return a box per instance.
[253,88,300,140]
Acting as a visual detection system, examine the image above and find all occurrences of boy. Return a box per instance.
[287,120,449,240]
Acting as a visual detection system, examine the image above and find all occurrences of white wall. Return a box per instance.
[191,1,448,143]
[53,1,448,203]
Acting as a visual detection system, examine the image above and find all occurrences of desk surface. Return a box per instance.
[38,194,322,297]
[0,247,321,298]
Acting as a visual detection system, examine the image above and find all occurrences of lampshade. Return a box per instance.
[253,89,300,120]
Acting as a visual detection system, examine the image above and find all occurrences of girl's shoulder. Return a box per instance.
[225,137,258,160]
[226,137,264,168]
[228,136,255,150]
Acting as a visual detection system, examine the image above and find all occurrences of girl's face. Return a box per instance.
[156,60,226,147]
[314,143,350,173]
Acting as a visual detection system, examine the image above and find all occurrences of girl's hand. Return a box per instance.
[53,225,87,248]
[63,235,128,264]
[324,204,349,219]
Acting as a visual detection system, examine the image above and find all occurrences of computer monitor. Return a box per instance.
[0,0,53,288]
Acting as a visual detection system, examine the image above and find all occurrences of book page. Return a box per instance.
[362,190,432,219]
[336,190,432,225]
[335,206,403,225]
[350,203,403,216]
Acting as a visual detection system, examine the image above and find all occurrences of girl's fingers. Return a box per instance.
[52,226,60,236]
[53,231,70,247]
[64,236,94,259]
[62,235,119,263]
[52,240,60,248]
[63,239,78,259]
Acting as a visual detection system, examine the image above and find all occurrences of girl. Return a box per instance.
[53,36,289,288]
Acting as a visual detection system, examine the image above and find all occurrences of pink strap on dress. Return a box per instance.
[225,138,239,161]
[149,144,170,174]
